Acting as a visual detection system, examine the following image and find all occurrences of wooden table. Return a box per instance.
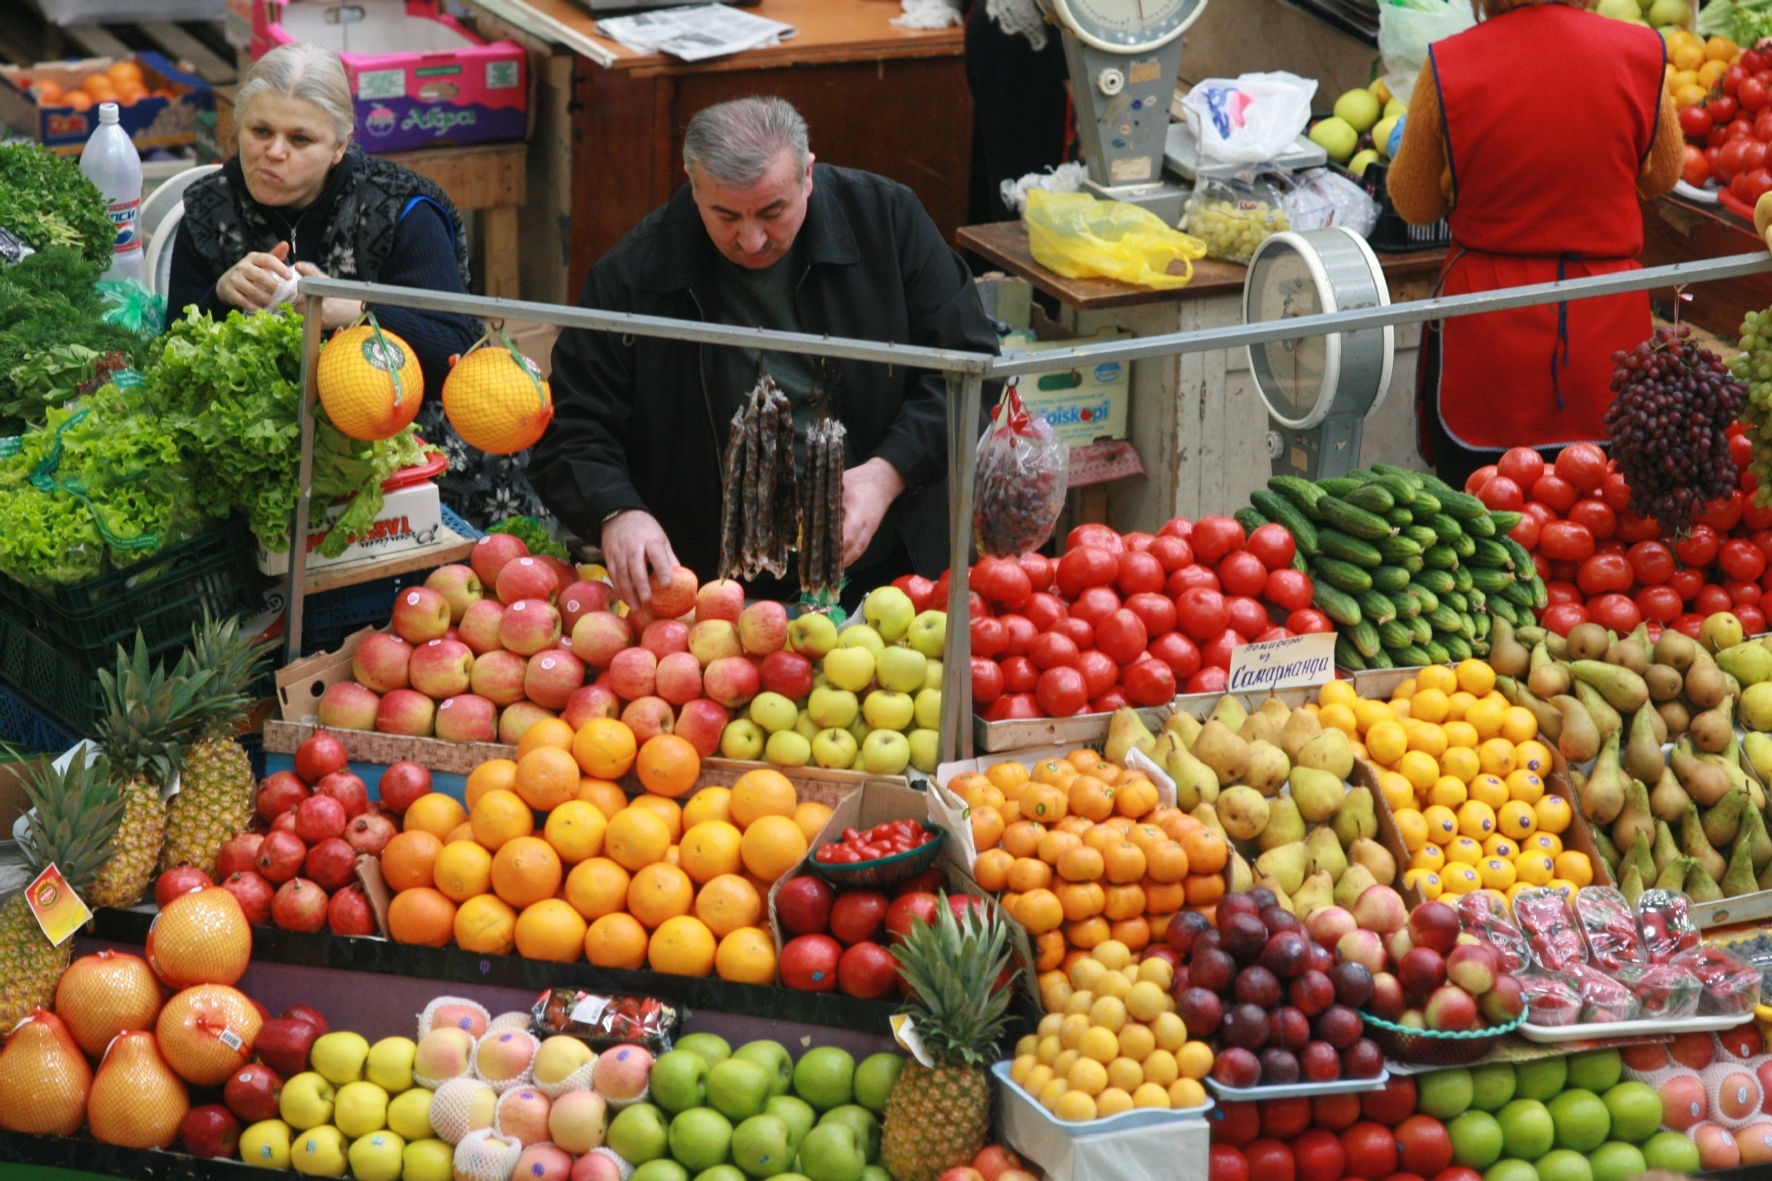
[960,220,1447,532]
[1640,192,1770,337]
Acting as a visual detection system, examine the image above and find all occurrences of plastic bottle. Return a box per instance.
[79,101,144,284]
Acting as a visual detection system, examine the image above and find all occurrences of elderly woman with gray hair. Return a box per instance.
[166,42,549,529]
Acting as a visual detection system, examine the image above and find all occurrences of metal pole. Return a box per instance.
[939,373,985,765]
[285,297,324,665]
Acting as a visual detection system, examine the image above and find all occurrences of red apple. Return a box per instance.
[972,1147,1022,1181]
[884,892,941,942]
[1424,985,1478,1032]
[254,1017,320,1076]
[223,1062,284,1123]
[759,650,814,700]
[376,761,431,813]
[282,1005,328,1033]
[779,934,843,991]
[1406,901,1461,954]
[674,699,729,758]
[837,940,900,999]
[256,771,309,821]
[180,1104,241,1159]
[775,876,835,937]
[154,866,214,909]
[829,891,889,945]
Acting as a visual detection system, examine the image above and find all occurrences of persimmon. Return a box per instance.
[1056,846,1105,884]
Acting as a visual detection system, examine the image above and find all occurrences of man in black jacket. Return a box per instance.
[532,96,998,611]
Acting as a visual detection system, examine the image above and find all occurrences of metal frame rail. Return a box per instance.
[289,246,1772,764]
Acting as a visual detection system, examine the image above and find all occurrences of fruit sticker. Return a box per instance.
[24,863,90,946]
[360,334,407,373]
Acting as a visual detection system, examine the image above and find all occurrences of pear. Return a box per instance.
[1543,629,1570,659]
[1682,802,1727,882]
[1647,705,1669,745]
[1330,786,1377,845]
[1608,631,1650,675]
[1570,660,1650,714]
[1690,701,1734,755]
[1725,827,1760,897]
[1291,870,1334,919]
[1296,729,1354,780]
[1612,776,1655,854]
[1104,708,1157,766]
[1581,731,1626,823]
[1255,843,1309,895]
[1240,709,1281,747]
[1702,788,1747,849]
[1244,741,1292,796]
[1229,850,1253,893]
[1527,647,1572,699]
[1658,700,1691,738]
[1649,765,1690,822]
[1645,663,1683,702]
[1624,706,1665,784]
[1164,710,1203,750]
[1348,837,1397,886]
[1258,877,1297,914]
[1758,855,1772,892]
[1672,737,1731,806]
[1746,690,1772,736]
[1209,694,1249,734]
[1332,863,1379,910]
[1515,691,1564,742]
[1654,855,1690,892]
[1686,861,1725,903]
[1290,766,1348,823]
[1655,626,1698,671]
[1741,800,1772,871]
[1566,622,1610,661]
[1258,695,1292,727]
[1306,826,1348,879]
[1279,708,1324,762]
[1192,802,1227,839]
[1490,617,1530,677]
[1165,744,1221,811]
[1684,658,1731,710]
[1624,830,1655,887]
[1217,785,1270,841]
[1552,695,1599,762]
[1652,820,1681,876]
[1619,860,1646,906]
[1192,720,1251,788]
[1590,823,1620,871]
[1574,679,1623,741]
[1717,640,1772,687]
[1257,795,1307,851]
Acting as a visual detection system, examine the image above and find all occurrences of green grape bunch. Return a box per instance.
[1183,199,1288,264]
[1733,307,1772,503]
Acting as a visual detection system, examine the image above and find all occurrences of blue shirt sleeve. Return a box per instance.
[369,198,479,398]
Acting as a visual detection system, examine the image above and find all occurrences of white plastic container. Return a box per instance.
[78,101,143,283]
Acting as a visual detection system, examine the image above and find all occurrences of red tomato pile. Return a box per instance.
[813,820,935,865]
[943,519,1325,721]
[1679,45,1772,202]
[1466,434,1772,639]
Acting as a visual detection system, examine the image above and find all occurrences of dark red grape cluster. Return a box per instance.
[1604,326,1745,534]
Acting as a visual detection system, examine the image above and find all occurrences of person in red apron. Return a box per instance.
[1387,0,1684,489]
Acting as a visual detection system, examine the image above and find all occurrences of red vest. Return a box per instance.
[1429,4,1665,450]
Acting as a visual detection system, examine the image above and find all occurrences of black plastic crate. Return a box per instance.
[0,610,107,737]
[1339,160,1451,253]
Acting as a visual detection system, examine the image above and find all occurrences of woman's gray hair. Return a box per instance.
[682,96,809,188]
[236,42,355,142]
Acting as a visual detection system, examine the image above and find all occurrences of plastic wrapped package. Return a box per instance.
[973,385,1069,558]
[1286,168,1381,238]
[1613,962,1703,1019]
[1569,962,1642,1024]
[531,990,679,1055]
[1513,887,1586,971]
[1458,893,1531,972]
[1638,889,1702,963]
[1182,170,1293,264]
[1518,974,1582,1026]
[1673,946,1764,1016]
[1576,886,1646,972]
[1024,189,1207,289]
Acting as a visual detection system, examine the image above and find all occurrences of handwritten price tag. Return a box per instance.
[1226,631,1338,693]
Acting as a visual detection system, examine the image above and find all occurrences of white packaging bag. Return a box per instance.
[1181,72,1318,165]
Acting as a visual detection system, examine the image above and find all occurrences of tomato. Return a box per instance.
[1226,595,1270,640]
[1722,137,1753,183]
[1728,579,1764,608]
[1286,608,1334,634]
[1094,608,1149,665]
[1599,471,1633,512]
[1056,545,1119,598]
[1534,552,1551,581]
[1465,465,1499,495]
[970,657,1004,705]
[1265,568,1314,613]
[1740,604,1768,634]
[1546,581,1584,607]
[1028,631,1080,671]
[1743,75,1769,111]
[1700,494,1745,535]
[1018,552,1054,592]
[1524,501,1561,528]
[1684,147,1712,187]
[1745,141,1770,174]
[1595,539,1627,559]
[1577,553,1634,596]
[972,556,1032,608]
[998,614,1037,657]
[1071,585,1122,627]
[1682,105,1717,139]
[1541,602,1591,636]
[1147,535,1193,572]
[1121,657,1176,707]
[1175,587,1230,641]
[1191,516,1246,565]
[1616,510,1662,543]
[1554,443,1607,492]
[1714,93,1741,122]
[1147,631,1201,678]
[1696,584,1735,617]
[1726,63,1748,95]
[970,615,1007,658]
[1549,559,1581,586]
[1733,432,1754,470]
[1668,568,1706,602]
[1637,584,1683,623]
[1185,666,1228,694]
[1024,591,1066,632]
[1747,497,1772,533]
[1158,517,1193,540]
[1115,549,1166,597]
[1672,613,1708,640]
[1722,538,1768,582]
[1627,540,1673,585]
[1539,520,1597,562]
[1747,48,1771,73]
[1076,648,1120,699]
[1167,565,1220,596]
[892,573,937,613]
[1201,627,1244,670]
[1124,591,1177,637]
[1122,532,1155,553]
[1090,688,1131,714]
[1588,593,1642,634]
[1035,666,1088,718]
[1567,499,1618,540]
[1246,523,1297,571]
[1051,615,1094,650]
[1735,171,1756,203]
[982,693,1040,721]
[1066,523,1124,554]
[1218,551,1270,597]
[1676,525,1722,569]
[1531,473,1579,514]
[1508,514,1542,549]
[1000,655,1038,694]
[1478,475,1524,511]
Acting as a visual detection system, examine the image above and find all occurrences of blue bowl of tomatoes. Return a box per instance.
[808,820,947,890]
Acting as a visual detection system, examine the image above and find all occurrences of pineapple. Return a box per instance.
[880,897,1015,1181]
[160,615,274,876]
[88,634,216,909]
[0,753,125,1030]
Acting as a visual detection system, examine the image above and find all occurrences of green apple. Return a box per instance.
[846,718,871,745]
[765,730,812,767]
[722,719,766,760]
[1348,149,1379,177]
[838,626,884,656]
[387,1087,434,1141]
[632,1161,691,1181]
[708,1058,776,1121]
[347,1130,405,1181]
[291,1124,347,1177]
[1565,1050,1620,1094]
[751,692,800,734]
[678,1034,734,1068]
[861,691,914,732]
[310,1032,370,1085]
[735,1042,794,1097]
[907,611,946,659]
[907,729,939,774]
[1308,116,1358,163]
[1332,88,1381,132]
[731,1114,792,1178]
[824,649,875,693]
[765,1096,816,1151]
[1513,1058,1566,1102]
[1546,1089,1609,1152]
[852,1055,903,1114]
[1641,1131,1701,1174]
[912,689,941,730]
[811,728,859,770]
[670,1107,735,1173]
[699,1167,751,1181]
[1372,115,1400,158]
[921,659,942,693]
[1602,1082,1662,1143]
[653,1049,712,1113]
[1469,1063,1516,1111]
[240,1119,293,1169]
[860,1167,892,1181]
[334,1080,390,1138]
[1647,0,1690,24]
[365,1037,416,1093]
[862,588,914,642]
[788,614,839,658]
[402,1139,455,1181]
[794,710,821,742]
[817,1107,878,1163]
[793,1048,855,1111]
[807,686,859,729]
[1534,1149,1592,1181]
[609,1103,672,1164]
[1384,97,1407,117]
[797,1122,865,1181]
[1415,1069,1472,1120]
[861,730,910,775]
[281,1072,337,1131]
[874,648,927,694]
[1591,1143,1646,1181]
[850,751,868,770]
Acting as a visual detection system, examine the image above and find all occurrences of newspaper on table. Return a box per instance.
[596,4,797,60]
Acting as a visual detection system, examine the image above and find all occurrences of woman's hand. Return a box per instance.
[216,240,296,310]
[293,262,364,330]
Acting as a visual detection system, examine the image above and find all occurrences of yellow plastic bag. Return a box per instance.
[1024,189,1208,290]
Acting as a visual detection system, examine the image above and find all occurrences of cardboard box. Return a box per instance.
[0,52,214,155]
[256,479,445,576]
[998,1064,1211,1181]
[999,329,1132,446]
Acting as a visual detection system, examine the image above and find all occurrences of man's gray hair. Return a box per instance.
[682,96,809,188]
[236,42,355,143]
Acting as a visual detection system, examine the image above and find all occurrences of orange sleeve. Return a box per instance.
[1638,83,1683,198]
[1386,68,1453,226]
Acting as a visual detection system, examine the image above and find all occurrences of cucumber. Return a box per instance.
[1473,611,1491,640]
[1400,554,1425,574]
[1311,555,1374,593]
[1371,565,1412,592]
[1525,575,1549,610]
[1269,475,1327,519]
[1427,513,1464,540]
[1389,590,1421,619]
[1345,483,1395,514]
[1235,507,1268,536]
[1437,489,1489,520]
[1336,634,1368,671]
[1317,529,1384,567]
[1458,611,1478,638]
[1451,563,1475,592]
[1372,474,1419,505]
[1423,640,1452,664]
[1415,568,1455,595]
[1404,525,1440,550]
[1442,634,1473,662]
[1500,578,1536,608]
[1466,588,1486,614]
[1471,539,1513,569]
[1500,536,1535,573]
[1426,605,1463,633]
[1464,512,1496,538]
[1376,534,1424,562]
[1410,489,1443,515]
[1396,645,1433,667]
[1350,618,1383,659]
[1314,583,1363,626]
[1469,566,1513,594]
[1410,616,1434,645]
[1488,511,1524,532]
[1317,476,1365,498]
[1371,463,1427,489]
[1385,506,1416,528]
[1379,620,1415,650]
[1450,532,1478,560]
[1368,647,1395,670]
[1251,490,1320,555]
[1317,495,1394,540]
[1293,551,1311,575]
[1358,590,1398,625]
[1409,584,1442,613]
[1490,597,1520,625]
[1423,544,1459,570]
[1440,590,1468,614]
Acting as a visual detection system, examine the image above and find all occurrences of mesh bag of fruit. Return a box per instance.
[1183,169,1293,265]
[973,383,1068,558]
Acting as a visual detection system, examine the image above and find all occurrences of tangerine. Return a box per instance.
[433,840,493,902]
[454,894,517,955]
[1001,821,1044,858]
[382,830,443,891]
[577,777,628,820]
[564,857,631,921]
[388,887,456,947]
[971,806,1006,852]
[974,849,1013,892]
[679,821,744,883]
[573,719,637,779]
[585,912,649,968]
[985,761,1030,795]
[465,759,517,809]
[740,814,808,881]
[491,836,563,908]
[630,793,683,842]
[730,769,797,828]
[517,718,576,758]
[694,873,763,936]
[1056,880,1106,921]
[794,801,833,842]
[515,899,586,963]
[605,806,672,870]
[714,927,777,984]
[683,787,734,828]
[543,800,608,864]
[516,747,582,811]
[471,790,535,851]
[636,734,700,798]
[648,915,717,976]
[404,793,467,839]
[628,862,695,927]
[1115,778,1159,819]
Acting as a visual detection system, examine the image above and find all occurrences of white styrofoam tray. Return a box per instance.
[1207,1069,1389,1100]
[1519,1010,1754,1043]
[992,1061,1212,1132]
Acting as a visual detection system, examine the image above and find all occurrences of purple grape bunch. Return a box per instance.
[1604,326,1745,535]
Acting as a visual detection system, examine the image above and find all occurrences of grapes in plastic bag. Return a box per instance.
[1183,169,1293,264]
[974,384,1068,558]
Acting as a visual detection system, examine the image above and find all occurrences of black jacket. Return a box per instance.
[531,165,998,582]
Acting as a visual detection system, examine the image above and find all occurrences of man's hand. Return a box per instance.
[293,262,365,330]
[841,457,906,567]
[217,241,295,310]
[603,509,680,610]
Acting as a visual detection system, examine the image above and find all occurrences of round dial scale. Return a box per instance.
[1045,0,1205,53]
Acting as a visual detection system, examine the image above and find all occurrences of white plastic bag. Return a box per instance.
[1378,0,1475,104]
[1180,72,1318,165]
[1286,168,1381,238]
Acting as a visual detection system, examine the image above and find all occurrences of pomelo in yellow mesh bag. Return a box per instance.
[317,318,424,441]
[443,330,555,454]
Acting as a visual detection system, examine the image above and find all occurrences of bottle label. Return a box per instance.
[108,196,142,256]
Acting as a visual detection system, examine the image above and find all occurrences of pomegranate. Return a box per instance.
[344,811,398,856]
[314,771,369,819]
[53,949,165,1056]
[220,871,275,926]
[293,731,348,784]
[215,832,264,878]
[255,829,307,883]
[327,886,377,936]
[272,878,329,933]
[255,771,308,821]
[154,866,214,910]
[304,837,358,892]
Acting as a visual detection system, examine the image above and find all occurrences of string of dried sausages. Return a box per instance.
[717,375,799,582]
[799,416,847,597]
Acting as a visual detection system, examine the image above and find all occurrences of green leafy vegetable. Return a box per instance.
[0,248,148,432]
[1697,0,1772,47]
[488,516,568,559]
[0,144,117,268]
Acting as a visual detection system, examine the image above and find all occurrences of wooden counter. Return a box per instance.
[1641,192,1771,337]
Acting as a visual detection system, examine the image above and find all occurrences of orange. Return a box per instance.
[564,857,631,920]
[695,873,762,937]
[794,801,834,843]
[1007,857,1053,894]
[684,787,734,829]
[649,915,717,976]
[454,894,517,954]
[1103,883,1147,921]
[1038,830,1083,864]
[680,821,744,884]
[105,60,143,85]
[1114,778,1159,820]
[404,793,468,839]
[974,849,1013,892]
[605,806,672,870]
[466,760,518,809]
[471,789,535,851]
[1056,880,1106,921]
[631,793,683,842]
[544,800,608,864]
[518,716,577,759]
[1145,841,1188,883]
[1002,821,1045,859]
[516,747,582,811]
[492,836,564,908]
[585,913,650,969]
[1017,888,1064,934]
[433,840,494,902]
[715,927,777,984]
[628,863,695,927]
[741,814,808,882]
[63,91,92,111]
[1180,829,1227,875]
[574,718,638,779]
[515,899,587,963]
[81,73,114,97]
[1068,777,1116,823]
[445,821,475,844]
[637,734,701,798]
[382,830,443,892]
[986,760,1030,795]
[1104,842,1148,885]
[388,887,456,947]
[1056,846,1105,883]
[578,777,629,820]
[730,769,797,828]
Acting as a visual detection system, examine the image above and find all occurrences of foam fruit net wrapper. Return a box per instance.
[431,1077,496,1145]
[455,1127,523,1181]
[1575,886,1646,972]
[1672,945,1763,1015]
[1637,889,1701,963]
[532,990,679,1055]
[1458,893,1529,971]
[1513,887,1585,971]
[1613,962,1702,1019]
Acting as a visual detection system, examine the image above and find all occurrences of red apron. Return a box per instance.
[1429,4,1665,452]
